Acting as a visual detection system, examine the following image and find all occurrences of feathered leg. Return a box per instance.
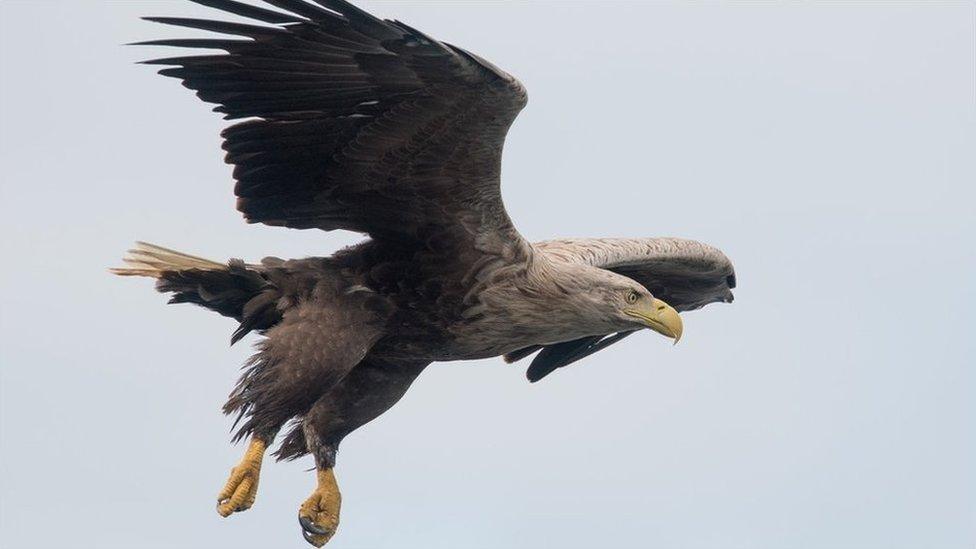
[295,358,429,547]
[211,282,392,519]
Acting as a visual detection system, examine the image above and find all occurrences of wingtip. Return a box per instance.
[230,327,247,346]
[127,40,163,48]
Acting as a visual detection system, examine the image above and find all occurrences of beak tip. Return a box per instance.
[633,298,684,344]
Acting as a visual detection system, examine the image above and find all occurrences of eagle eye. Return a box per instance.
[626,290,639,304]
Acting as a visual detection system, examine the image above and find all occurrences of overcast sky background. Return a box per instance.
[1,2,974,548]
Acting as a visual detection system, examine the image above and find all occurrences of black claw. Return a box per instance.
[302,529,318,546]
[300,515,329,536]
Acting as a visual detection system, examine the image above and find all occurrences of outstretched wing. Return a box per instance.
[509,237,736,382]
[140,0,528,249]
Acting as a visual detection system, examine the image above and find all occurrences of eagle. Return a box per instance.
[113,0,736,546]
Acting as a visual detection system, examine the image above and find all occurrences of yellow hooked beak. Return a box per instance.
[625,298,683,344]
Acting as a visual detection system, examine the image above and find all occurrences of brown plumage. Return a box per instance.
[113,1,736,546]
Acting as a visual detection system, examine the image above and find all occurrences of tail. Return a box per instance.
[111,241,226,277]
[112,242,281,344]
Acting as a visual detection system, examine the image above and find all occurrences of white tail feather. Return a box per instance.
[110,241,225,278]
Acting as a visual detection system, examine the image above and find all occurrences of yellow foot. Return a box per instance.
[216,438,266,517]
[298,468,342,547]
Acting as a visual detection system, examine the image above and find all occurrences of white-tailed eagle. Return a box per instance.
[114,1,736,546]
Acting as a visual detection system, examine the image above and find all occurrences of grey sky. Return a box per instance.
[1,2,973,548]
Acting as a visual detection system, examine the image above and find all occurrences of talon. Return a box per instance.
[300,515,329,536]
[302,528,330,547]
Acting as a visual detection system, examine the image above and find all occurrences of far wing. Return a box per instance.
[536,237,736,311]
[508,238,735,382]
[518,331,635,383]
